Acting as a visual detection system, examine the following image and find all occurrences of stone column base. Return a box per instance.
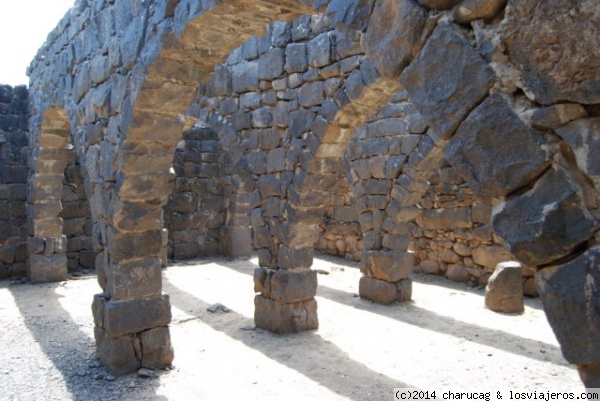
[253,267,319,334]
[254,295,318,334]
[359,276,412,304]
[27,253,68,283]
[92,294,174,375]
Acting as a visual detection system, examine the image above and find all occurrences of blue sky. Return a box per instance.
[0,0,75,86]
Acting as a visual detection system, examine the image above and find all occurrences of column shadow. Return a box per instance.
[3,279,167,401]
[163,276,415,400]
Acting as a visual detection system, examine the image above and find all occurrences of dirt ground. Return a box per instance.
[0,254,585,401]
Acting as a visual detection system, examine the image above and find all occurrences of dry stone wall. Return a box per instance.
[0,85,29,279]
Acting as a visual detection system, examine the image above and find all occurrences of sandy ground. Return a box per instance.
[0,254,585,401]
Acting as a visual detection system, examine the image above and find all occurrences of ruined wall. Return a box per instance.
[17,0,600,385]
[0,85,28,279]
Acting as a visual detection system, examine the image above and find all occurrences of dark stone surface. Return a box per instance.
[400,23,496,140]
[444,94,550,203]
[139,327,174,369]
[485,261,524,313]
[361,0,428,78]
[254,295,318,334]
[501,0,600,104]
[106,257,162,301]
[359,276,397,304]
[94,327,138,376]
[27,253,68,283]
[266,269,318,303]
[556,117,600,186]
[536,247,600,365]
[361,250,414,282]
[493,166,599,267]
[102,295,172,338]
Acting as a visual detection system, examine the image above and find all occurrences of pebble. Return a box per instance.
[76,369,88,377]
[94,374,104,380]
[105,375,116,382]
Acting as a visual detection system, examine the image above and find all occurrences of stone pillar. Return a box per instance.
[27,171,69,283]
[359,249,413,304]
[536,247,600,388]
[222,225,252,259]
[253,202,320,333]
[92,227,173,375]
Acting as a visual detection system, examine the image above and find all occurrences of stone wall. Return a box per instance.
[17,0,600,386]
[164,126,226,260]
[0,85,28,279]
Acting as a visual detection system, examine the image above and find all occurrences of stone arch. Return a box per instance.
[27,106,72,283]
[25,0,599,385]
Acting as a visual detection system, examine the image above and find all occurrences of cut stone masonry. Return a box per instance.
[0,0,597,387]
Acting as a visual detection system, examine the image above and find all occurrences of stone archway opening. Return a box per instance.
[27,106,72,283]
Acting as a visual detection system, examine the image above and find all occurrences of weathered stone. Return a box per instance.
[254,295,318,334]
[232,61,259,93]
[267,269,317,303]
[472,245,512,270]
[94,328,138,376]
[359,276,397,304]
[400,23,496,140]
[106,257,162,301]
[420,260,440,274]
[483,262,522,313]
[536,247,600,366]
[139,327,174,369]
[444,94,550,203]
[285,43,308,73]
[446,264,470,283]
[222,226,252,259]
[501,0,600,104]
[101,295,172,339]
[452,0,507,24]
[417,0,461,10]
[493,166,599,267]
[107,230,162,263]
[27,253,67,283]
[361,250,414,282]
[417,208,472,230]
[361,0,428,78]
[307,32,333,68]
[277,246,313,270]
[258,48,285,80]
[556,117,600,187]
[526,104,588,130]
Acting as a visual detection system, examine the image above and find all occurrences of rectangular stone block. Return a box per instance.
[266,269,317,303]
[277,246,313,270]
[222,226,252,259]
[361,250,414,283]
[27,253,67,283]
[103,295,172,339]
[94,327,139,376]
[31,217,64,237]
[106,257,162,301]
[359,276,397,305]
[417,207,472,230]
[140,327,174,369]
[254,295,318,334]
[107,229,162,263]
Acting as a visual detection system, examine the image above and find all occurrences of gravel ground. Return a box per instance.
[0,254,584,401]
